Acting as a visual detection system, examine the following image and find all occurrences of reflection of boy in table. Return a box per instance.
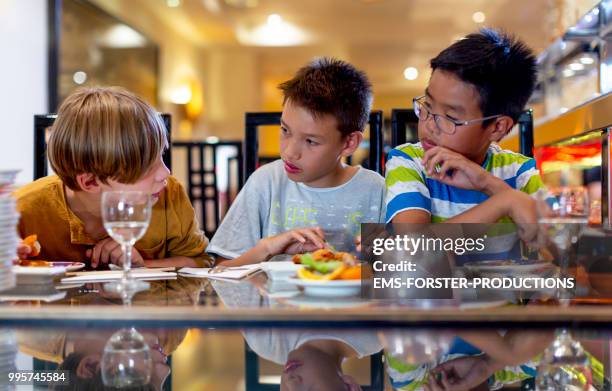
[15,87,211,269]
[209,58,386,267]
[245,329,382,391]
[17,328,186,390]
[386,330,552,391]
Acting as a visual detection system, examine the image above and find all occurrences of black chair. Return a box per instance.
[172,141,243,238]
[518,109,534,157]
[244,342,385,391]
[390,108,419,148]
[244,111,384,181]
[33,113,172,180]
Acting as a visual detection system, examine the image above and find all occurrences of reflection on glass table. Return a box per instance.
[8,325,611,391]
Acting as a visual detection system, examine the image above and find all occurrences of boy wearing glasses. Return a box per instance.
[385,28,544,239]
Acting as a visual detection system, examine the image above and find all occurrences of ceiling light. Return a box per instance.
[562,69,575,78]
[267,14,282,27]
[73,71,87,85]
[206,136,220,144]
[568,62,585,71]
[236,16,309,46]
[472,11,485,24]
[100,25,147,48]
[403,67,418,80]
[202,0,221,13]
[167,0,180,7]
[170,86,192,105]
[579,56,595,65]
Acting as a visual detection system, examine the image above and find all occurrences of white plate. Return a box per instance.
[261,261,301,280]
[286,277,362,297]
[15,261,85,272]
[463,260,554,274]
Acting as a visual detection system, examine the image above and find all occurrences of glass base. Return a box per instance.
[104,279,150,303]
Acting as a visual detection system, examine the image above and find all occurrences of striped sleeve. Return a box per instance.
[384,145,431,222]
[515,158,547,197]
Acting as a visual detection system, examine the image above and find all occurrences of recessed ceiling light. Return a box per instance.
[472,11,485,23]
[167,0,180,7]
[568,63,585,71]
[237,14,308,46]
[403,67,418,80]
[73,71,87,85]
[562,69,575,78]
[579,56,595,65]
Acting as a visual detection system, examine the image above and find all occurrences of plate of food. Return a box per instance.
[463,259,554,274]
[287,249,363,297]
[16,260,86,272]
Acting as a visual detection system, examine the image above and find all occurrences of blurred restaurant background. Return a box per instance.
[1,0,611,232]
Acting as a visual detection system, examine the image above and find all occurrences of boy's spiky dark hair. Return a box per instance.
[430,28,537,124]
[279,57,373,135]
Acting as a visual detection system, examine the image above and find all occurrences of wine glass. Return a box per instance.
[536,186,591,390]
[535,329,592,391]
[101,191,152,302]
[101,328,153,388]
[538,186,589,300]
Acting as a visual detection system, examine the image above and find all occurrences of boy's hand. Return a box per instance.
[426,355,494,391]
[17,235,42,259]
[86,238,144,269]
[503,190,541,246]
[423,147,508,195]
[260,227,326,258]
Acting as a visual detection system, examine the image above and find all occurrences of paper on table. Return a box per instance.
[61,270,177,284]
[66,267,175,276]
[178,264,261,280]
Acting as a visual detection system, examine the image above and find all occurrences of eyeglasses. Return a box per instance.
[413,96,502,135]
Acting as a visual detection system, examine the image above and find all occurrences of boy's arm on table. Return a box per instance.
[393,189,538,244]
[393,189,536,225]
[213,228,327,267]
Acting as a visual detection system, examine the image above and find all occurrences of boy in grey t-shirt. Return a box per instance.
[208,58,386,266]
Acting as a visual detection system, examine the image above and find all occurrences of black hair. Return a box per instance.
[279,57,373,135]
[430,28,537,125]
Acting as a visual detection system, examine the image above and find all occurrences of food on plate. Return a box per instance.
[292,249,361,281]
[17,259,52,267]
[22,234,42,257]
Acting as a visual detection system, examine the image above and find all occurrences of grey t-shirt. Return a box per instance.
[208,160,386,259]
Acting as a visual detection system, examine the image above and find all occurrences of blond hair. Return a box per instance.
[48,87,168,190]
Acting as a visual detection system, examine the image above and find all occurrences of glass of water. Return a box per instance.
[538,186,589,297]
[101,328,152,388]
[101,191,152,301]
[536,187,591,391]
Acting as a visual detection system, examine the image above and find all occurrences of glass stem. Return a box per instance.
[122,244,132,278]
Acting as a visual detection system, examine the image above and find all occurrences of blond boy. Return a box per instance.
[15,87,211,268]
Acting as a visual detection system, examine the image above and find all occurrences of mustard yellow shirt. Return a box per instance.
[14,175,212,267]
